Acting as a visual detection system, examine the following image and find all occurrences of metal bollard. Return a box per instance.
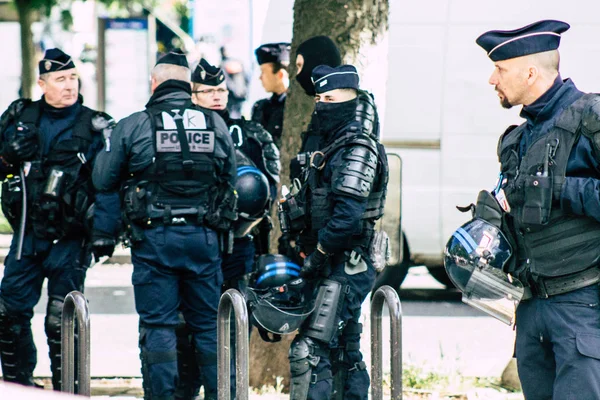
[61,291,91,396]
[217,288,249,400]
[371,285,402,400]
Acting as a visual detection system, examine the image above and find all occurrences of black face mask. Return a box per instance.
[296,70,317,97]
[314,98,357,137]
[295,36,342,96]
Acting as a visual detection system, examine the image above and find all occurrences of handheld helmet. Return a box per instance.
[233,150,270,238]
[247,254,314,342]
[444,218,523,326]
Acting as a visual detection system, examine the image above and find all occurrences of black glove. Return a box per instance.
[300,246,329,279]
[91,230,116,262]
[2,124,39,164]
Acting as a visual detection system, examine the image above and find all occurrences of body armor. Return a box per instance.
[280,128,388,254]
[122,102,227,232]
[229,118,280,183]
[498,94,600,279]
[0,99,109,240]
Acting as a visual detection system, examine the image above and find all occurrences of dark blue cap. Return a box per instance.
[255,43,290,65]
[191,58,225,86]
[39,48,75,74]
[311,65,359,94]
[155,48,189,68]
[476,20,570,61]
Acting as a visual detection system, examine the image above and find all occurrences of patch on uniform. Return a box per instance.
[319,79,328,87]
[156,130,215,153]
[161,109,207,130]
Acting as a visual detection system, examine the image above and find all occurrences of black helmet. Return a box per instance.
[233,161,270,238]
[444,218,523,326]
[247,255,314,342]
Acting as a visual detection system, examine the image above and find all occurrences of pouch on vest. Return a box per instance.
[521,175,552,226]
[123,181,149,224]
[204,183,238,233]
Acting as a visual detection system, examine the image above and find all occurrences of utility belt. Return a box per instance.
[522,266,600,299]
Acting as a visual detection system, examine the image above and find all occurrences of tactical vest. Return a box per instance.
[498,94,600,278]
[1,100,98,240]
[228,118,280,183]
[304,129,389,252]
[123,102,220,229]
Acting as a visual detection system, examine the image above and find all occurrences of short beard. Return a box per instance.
[501,97,513,109]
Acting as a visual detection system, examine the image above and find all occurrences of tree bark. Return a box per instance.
[252,0,389,390]
[14,0,35,99]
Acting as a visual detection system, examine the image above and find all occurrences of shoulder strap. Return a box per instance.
[554,93,598,134]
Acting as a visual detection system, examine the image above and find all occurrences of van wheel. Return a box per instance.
[426,265,454,288]
[372,260,410,295]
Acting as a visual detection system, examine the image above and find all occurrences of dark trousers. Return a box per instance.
[175,236,255,400]
[515,284,600,400]
[132,225,222,399]
[0,233,89,387]
[300,261,376,400]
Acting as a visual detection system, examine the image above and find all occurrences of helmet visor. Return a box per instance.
[462,265,524,326]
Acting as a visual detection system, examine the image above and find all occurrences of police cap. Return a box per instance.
[255,43,291,65]
[39,48,75,75]
[476,20,570,61]
[155,48,189,68]
[191,58,225,86]
[311,64,359,94]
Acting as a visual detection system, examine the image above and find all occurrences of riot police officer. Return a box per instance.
[475,20,600,399]
[251,42,290,145]
[0,48,113,390]
[170,58,280,400]
[92,49,237,400]
[280,65,388,399]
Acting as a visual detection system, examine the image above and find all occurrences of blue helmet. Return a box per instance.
[233,154,270,237]
[247,255,314,341]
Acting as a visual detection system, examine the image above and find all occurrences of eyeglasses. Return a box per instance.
[193,88,229,96]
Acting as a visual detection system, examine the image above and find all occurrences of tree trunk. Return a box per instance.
[14,0,35,99]
[253,0,389,391]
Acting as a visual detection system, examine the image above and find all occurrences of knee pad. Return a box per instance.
[138,325,178,399]
[288,336,330,400]
[45,298,65,390]
[0,297,20,382]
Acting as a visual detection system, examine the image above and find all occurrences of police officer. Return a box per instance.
[170,58,280,400]
[191,58,280,261]
[92,49,237,400]
[281,65,388,399]
[251,42,290,145]
[476,20,600,399]
[0,48,113,390]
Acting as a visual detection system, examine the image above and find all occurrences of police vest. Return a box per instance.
[305,128,389,251]
[125,102,219,227]
[498,94,600,279]
[0,99,100,240]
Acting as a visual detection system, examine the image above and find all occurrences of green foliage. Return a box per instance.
[0,211,13,234]
[402,365,450,390]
